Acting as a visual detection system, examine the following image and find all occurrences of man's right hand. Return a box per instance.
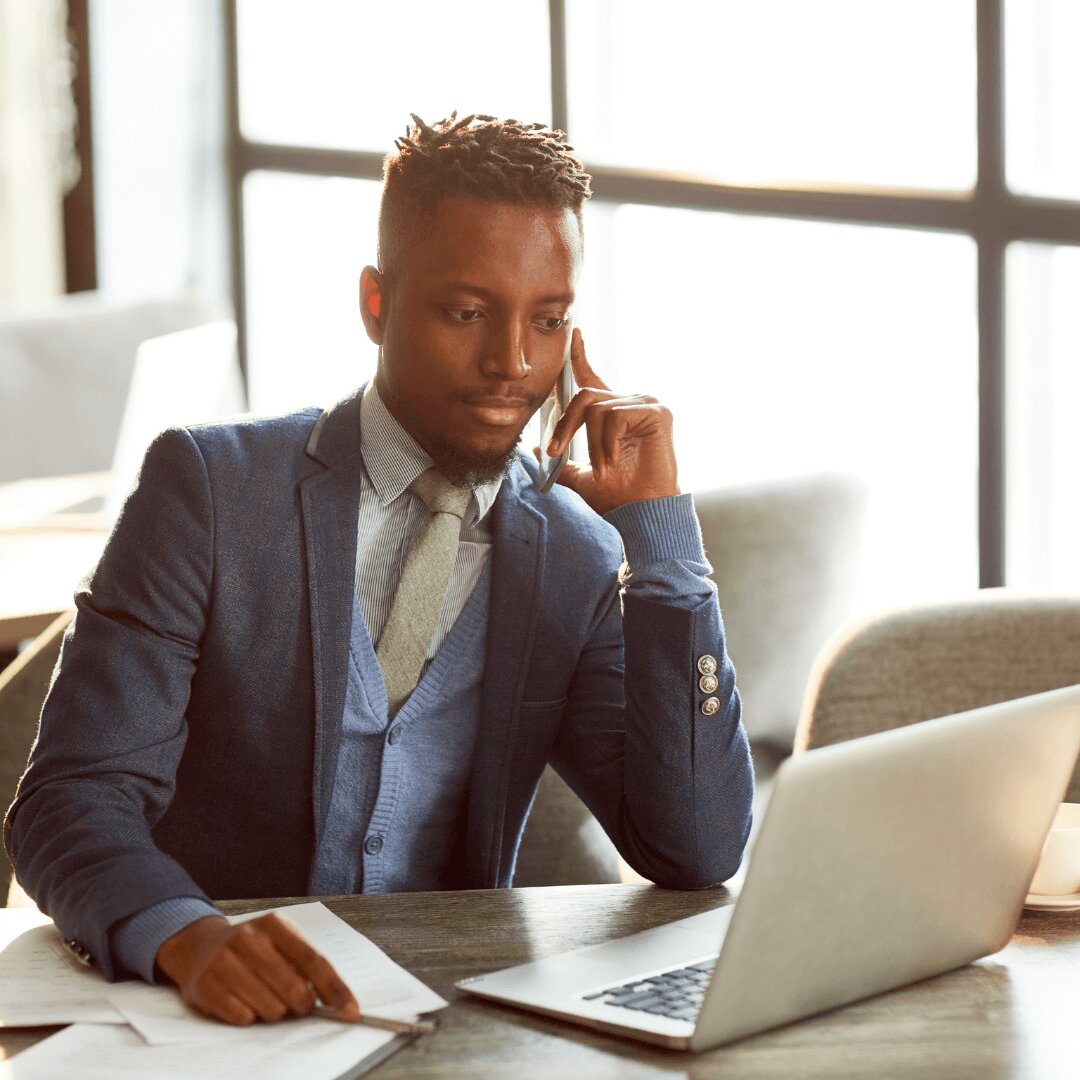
[156,913,360,1025]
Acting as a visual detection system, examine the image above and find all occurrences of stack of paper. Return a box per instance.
[0,902,447,1080]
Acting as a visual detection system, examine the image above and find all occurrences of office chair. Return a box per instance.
[794,591,1080,801]
[514,767,622,886]
[695,473,867,748]
[0,610,74,905]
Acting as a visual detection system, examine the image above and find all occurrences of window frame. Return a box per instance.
[223,0,1080,588]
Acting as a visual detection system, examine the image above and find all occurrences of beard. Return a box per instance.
[423,429,521,488]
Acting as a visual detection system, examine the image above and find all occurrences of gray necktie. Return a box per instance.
[376,468,471,716]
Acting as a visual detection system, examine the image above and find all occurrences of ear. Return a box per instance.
[359,266,387,345]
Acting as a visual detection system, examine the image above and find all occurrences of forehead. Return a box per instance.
[399,197,582,291]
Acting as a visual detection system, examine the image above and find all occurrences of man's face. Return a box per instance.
[364,197,582,485]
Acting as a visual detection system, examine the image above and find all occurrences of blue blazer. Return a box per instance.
[7,388,752,979]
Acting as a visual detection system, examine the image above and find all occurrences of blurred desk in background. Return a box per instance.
[0,473,110,652]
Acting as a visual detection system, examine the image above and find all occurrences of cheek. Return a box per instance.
[393,318,474,375]
[531,333,570,379]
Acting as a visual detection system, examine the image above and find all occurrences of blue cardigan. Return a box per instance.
[6,387,753,979]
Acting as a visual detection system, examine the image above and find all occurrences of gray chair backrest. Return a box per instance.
[794,591,1080,802]
[514,767,622,886]
[695,473,867,746]
[0,610,74,905]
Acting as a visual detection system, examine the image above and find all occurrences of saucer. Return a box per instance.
[1024,890,1080,912]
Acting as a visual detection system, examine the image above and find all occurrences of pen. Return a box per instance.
[312,1004,437,1036]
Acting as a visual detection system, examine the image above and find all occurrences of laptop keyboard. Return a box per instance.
[581,958,716,1023]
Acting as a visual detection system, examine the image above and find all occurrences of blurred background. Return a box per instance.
[1,0,1078,751]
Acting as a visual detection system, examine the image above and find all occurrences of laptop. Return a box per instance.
[457,684,1080,1051]
[38,321,247,526]
[103,319,247,518]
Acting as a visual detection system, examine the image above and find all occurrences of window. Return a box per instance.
[566,0,976,191]
[1006,243,1080,590]
[226,1,1080,605]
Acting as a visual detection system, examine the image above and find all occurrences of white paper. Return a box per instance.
[7,1020,398,1080]
[261,902,447,1018]
[103,901,446,1045]
[0,910,125,1027]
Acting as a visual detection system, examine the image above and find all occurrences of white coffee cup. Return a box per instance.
[1029,802,1080,896]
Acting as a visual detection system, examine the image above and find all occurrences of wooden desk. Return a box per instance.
[3,884,1078,1077]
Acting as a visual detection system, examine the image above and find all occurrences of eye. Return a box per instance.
[445,308,484,323]
[534,316,569,332]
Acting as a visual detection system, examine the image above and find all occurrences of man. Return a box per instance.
[6,114,753,1026]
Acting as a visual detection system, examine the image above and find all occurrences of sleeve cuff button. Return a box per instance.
[701,696,721,716]
[696,654,718,676]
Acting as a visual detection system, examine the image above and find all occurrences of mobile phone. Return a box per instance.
[536,358,575,495]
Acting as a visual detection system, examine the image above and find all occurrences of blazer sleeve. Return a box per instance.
[548,496,754,889]
[4,427,218,980]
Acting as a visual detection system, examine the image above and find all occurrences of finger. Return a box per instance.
[582,400,608,478]
[569,328,610,392]
[578,395,656,474]
[189,970,258,1026]
[260,913,360,1019]
[601,407,623,472]
[601,401,658,469]
[214,947,291,1022]
[231,923,316,1016]
[548,386,616,455]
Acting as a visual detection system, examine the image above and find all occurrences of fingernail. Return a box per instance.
[339,1000,360,1021]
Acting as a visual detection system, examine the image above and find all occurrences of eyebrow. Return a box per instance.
[437,282,576,306]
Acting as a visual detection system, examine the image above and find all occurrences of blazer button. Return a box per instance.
[61,938,93,967]
[364,835,384,855]
[701,696,721,716]
[697,654,718,676]
[699,673,719,694]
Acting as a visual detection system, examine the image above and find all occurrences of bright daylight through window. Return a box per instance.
[233,0,1078,608]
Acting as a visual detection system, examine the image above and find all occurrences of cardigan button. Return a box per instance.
[388,726,402,746]
[364,835,384,855]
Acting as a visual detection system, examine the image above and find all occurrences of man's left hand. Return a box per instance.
[546,328,680,516]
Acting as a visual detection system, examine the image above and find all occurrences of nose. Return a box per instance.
[480,318,530,381]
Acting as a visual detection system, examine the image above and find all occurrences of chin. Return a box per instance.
[426,431,520,488]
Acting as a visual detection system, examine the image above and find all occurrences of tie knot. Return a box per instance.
[410,468,471,519]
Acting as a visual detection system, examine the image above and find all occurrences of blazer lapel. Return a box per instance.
[299,389,366,846]
[467,462,547,887]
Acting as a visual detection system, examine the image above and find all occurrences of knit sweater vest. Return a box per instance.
[308,562,491,894]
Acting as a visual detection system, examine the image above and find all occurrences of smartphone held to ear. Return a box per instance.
[536,359,574,495]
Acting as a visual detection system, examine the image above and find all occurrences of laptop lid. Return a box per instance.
[692,683,1080,1050]
[105,320,247,518]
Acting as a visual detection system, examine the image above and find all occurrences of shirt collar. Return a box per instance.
[360,382,503,525]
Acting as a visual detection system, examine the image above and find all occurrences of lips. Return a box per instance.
[457,393,537,428]
[462,400,532,427]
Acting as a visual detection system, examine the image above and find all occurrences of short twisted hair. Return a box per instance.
[378,112,592,272]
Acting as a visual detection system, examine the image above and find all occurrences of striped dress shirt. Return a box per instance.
[354,381,504,659]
